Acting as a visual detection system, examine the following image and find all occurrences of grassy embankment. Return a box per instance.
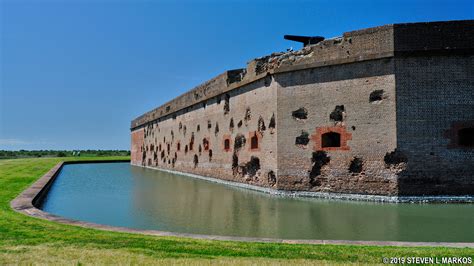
[0,157,472,264]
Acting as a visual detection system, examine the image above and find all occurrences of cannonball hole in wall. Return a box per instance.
[190,133,195,150]
[264,73,272,87]
[309,151,330,185]
[269,113,276,130]
[224,94,230,114]
[258,116,266,133]
[244,108,251,122]
[330,105,345,122]
[458,128,474,147]
[292,107,308,120]
[267,171,276,186]
[234,134,246,151]
[369,90,385,102]
[295,131,310,146]
[321,132,341,148]
[232,152,239,169]
[193,154,198,167]
[349,157,364,173]
[384,149,408,165]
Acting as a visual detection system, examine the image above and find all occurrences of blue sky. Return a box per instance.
[1,0,472,150]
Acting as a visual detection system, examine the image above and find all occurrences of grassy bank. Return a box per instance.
[0,157,471,264]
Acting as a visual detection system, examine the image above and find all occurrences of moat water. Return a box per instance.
[40,162,474,242]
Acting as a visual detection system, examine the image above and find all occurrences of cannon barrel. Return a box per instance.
[284,35,325,46]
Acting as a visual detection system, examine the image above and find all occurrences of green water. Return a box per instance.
[40,162,474,242]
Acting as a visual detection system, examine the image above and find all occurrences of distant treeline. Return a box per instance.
[0,150,130,159]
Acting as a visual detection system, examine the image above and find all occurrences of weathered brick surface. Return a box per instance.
[131,20,474,196]
[132,77,279,188]
[394,55,474,195]
[275,59,399,195]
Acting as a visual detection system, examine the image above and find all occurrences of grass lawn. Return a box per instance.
[0,157,472,264]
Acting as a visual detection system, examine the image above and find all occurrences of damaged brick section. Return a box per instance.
[234,134,246,151]
[226,69,247,85]
[223,94,230,114]
[369,90,385,103]
[349,157,364,173]
[234,156,261,179]
[244,108,251,123]
[292,107,308,120]
[193,154,199,167]
[309,151,330,186]
[330,105,345,122]
[229,118,234,131]
[269,113,276,133]
[258,116,266,133]
[384,149,408,166]
[267,170,276,186]
[295,131,310,146]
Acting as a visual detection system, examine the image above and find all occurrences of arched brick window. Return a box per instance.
[250,132,259,150]
[312,126,352,151]
[223,134,232,152]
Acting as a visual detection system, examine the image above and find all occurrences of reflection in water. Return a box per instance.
[41,163,474,242]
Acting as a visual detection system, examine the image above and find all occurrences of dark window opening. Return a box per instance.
[224,139,230,150]
[322,132,341,148]
[251,133,259,149]
[177,142,180,151]
[458,128,474,147]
